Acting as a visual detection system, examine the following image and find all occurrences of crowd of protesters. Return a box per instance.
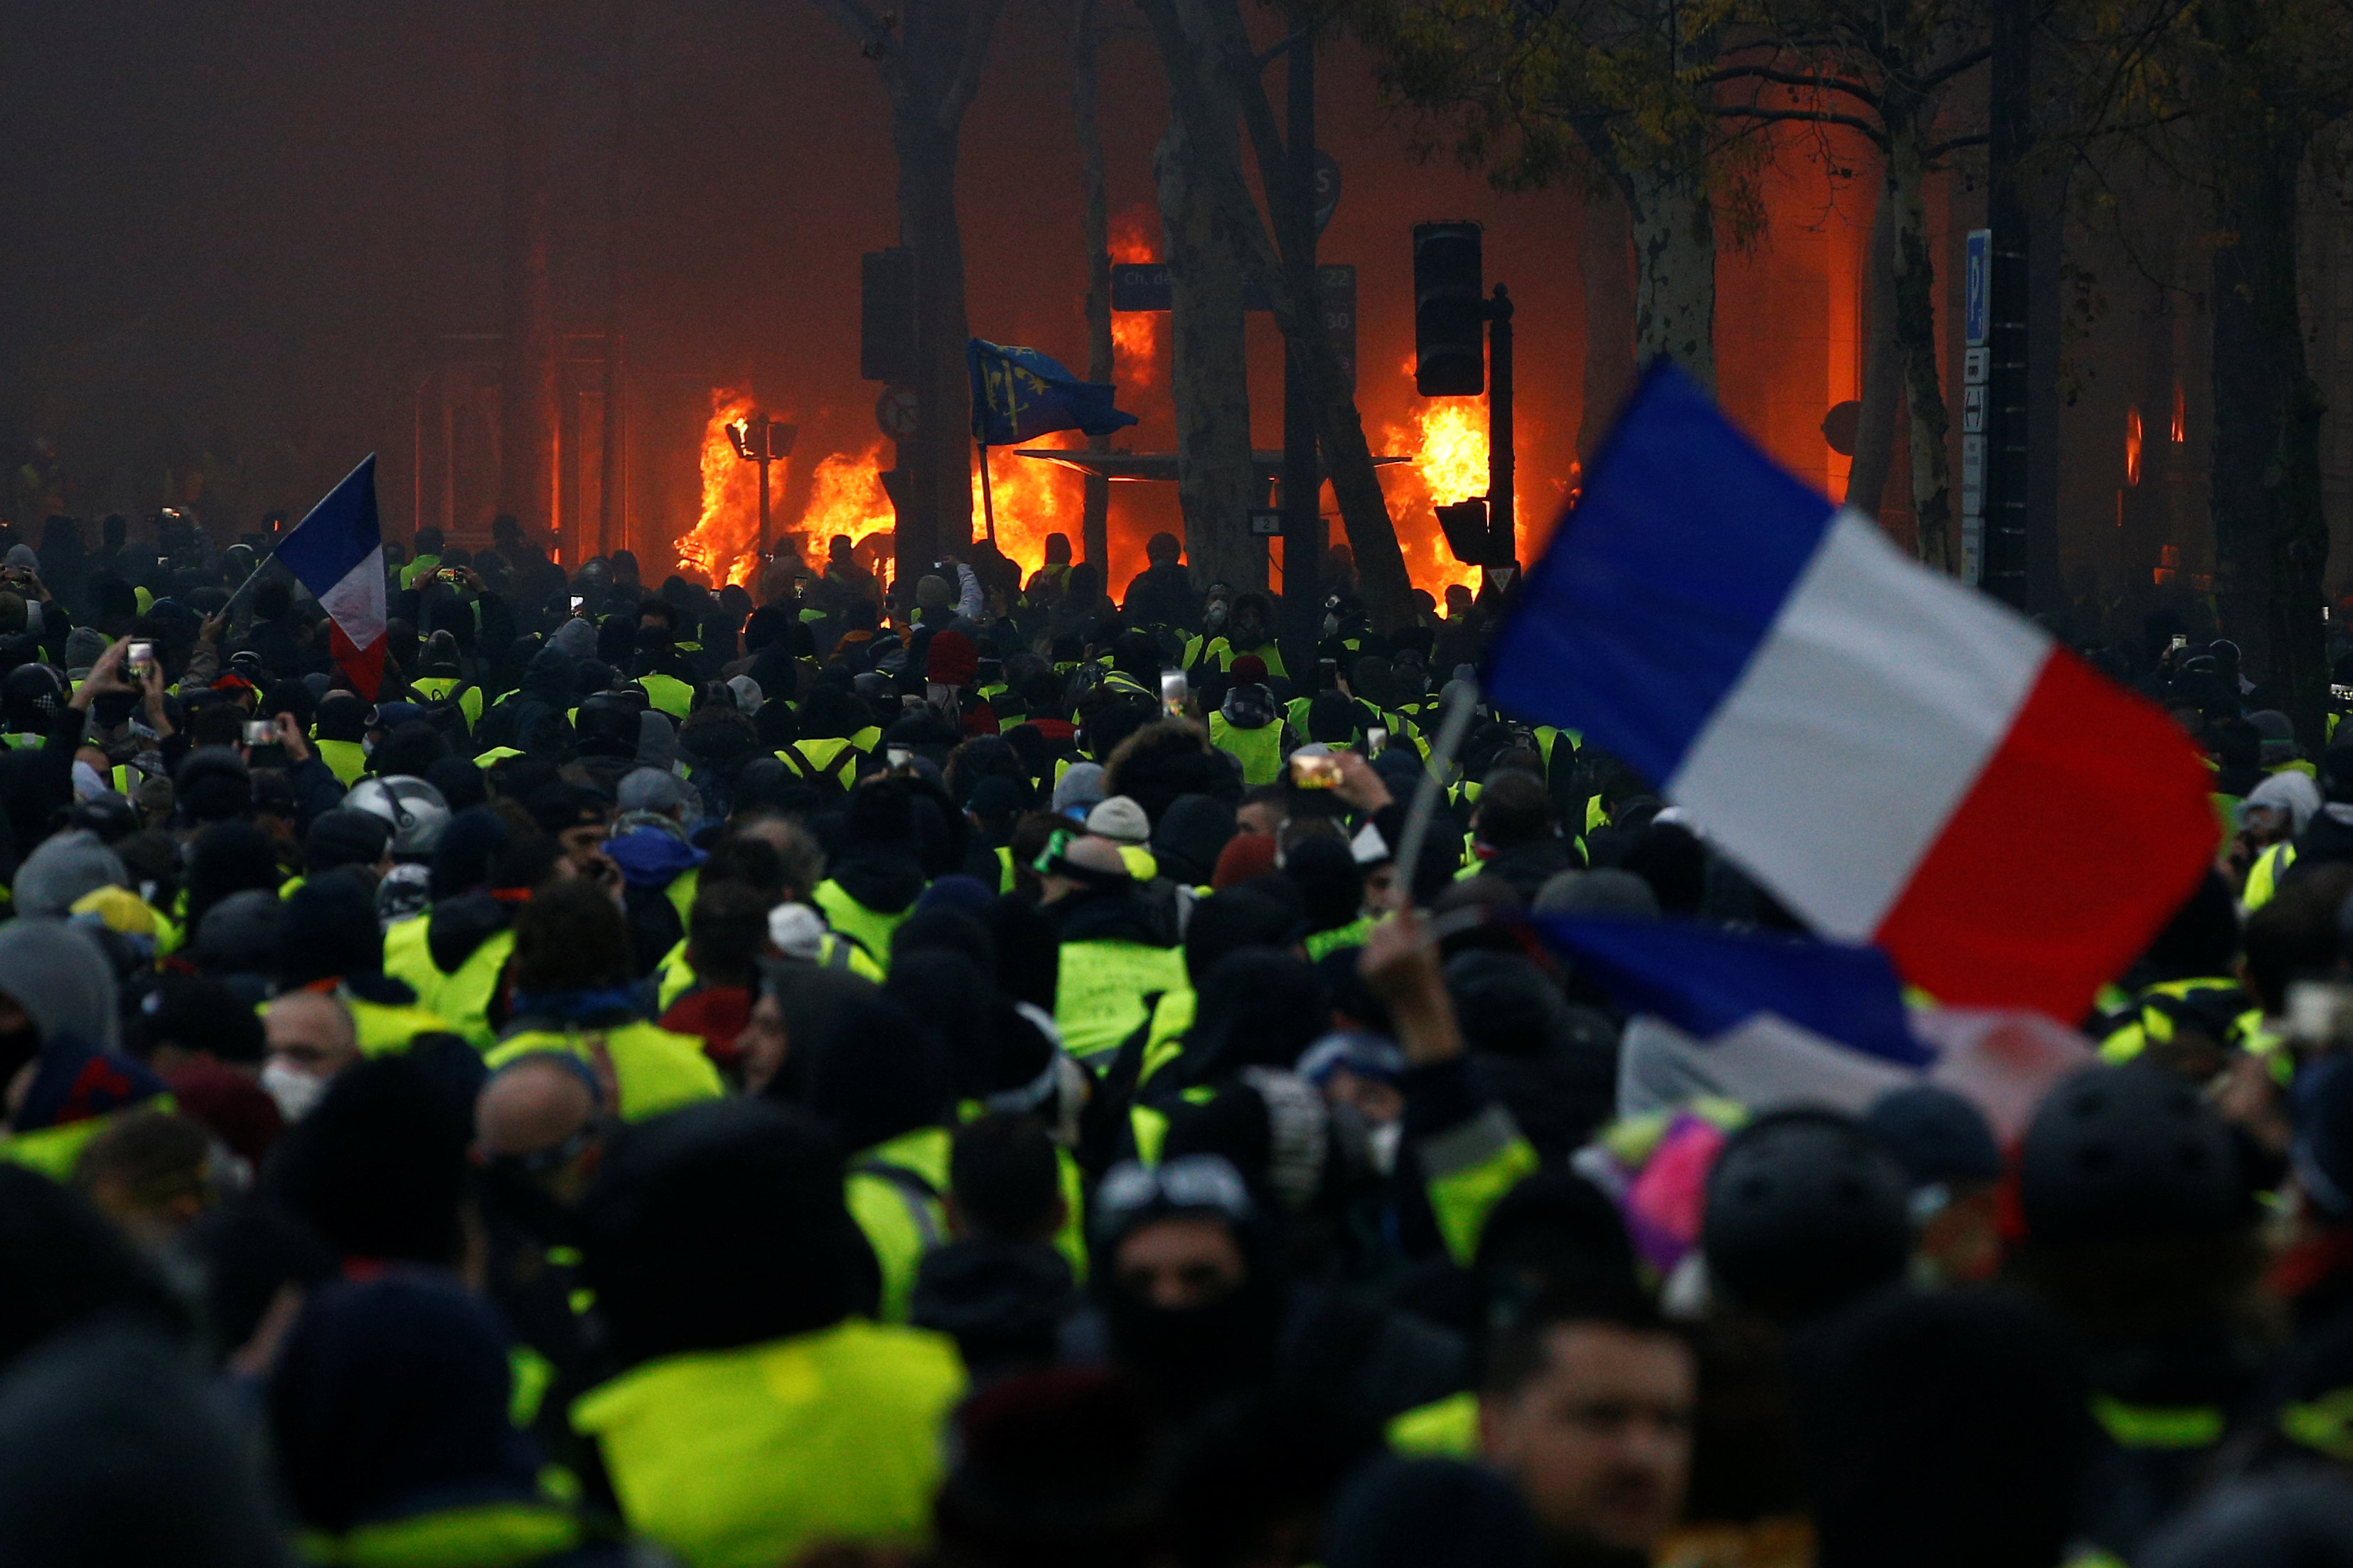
[2,501,2353,1568]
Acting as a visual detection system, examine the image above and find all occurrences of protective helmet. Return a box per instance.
[345,775,451,860]
[2,663,64,733]
[1701,1108,1911,1323]
[2018,1063,2243,1245]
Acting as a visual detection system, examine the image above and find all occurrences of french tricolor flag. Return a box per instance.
[275,456,388,700]
[1488,365,2216,1022]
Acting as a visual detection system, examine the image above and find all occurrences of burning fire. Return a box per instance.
[2124,404,2143,488]
[675,390,783,589]
[794,441,897,567]
[1377,359,1531,598]
[975,444,1083,580]
[1110,207,1160,390]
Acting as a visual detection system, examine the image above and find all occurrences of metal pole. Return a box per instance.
[977,439,998,546]
[1982,0,2032,608]
[755,419,772,566]
[1389,677,1479,908]
[1280,27,1322,668]
[1487,284,1515,581]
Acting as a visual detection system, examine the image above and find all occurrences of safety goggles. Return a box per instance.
[1092,1154,1255,1243]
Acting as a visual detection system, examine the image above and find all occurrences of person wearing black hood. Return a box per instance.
[269,1274,627,1567]
[1088,1150,1462,1446]
[813,778,931,969]
[1472,770,1582,904]
[911,1110,1083,1378]
[568,1100,966,1567]
[474,643,577,760]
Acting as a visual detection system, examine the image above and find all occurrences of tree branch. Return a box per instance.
[1916,43,1993,93]
[813,0,892,58]
[937,0,1007,126]
[1706,63,1881,111]
[1709,103,1889,151]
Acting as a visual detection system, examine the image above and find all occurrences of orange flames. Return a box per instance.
[2125,404,2143,488]
[675,390,782,589]
[1110,208,1160,390]
[795,441,898,568]
[975,444,1082,581]
[1377,359,1531,598]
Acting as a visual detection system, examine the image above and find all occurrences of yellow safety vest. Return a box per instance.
[410,676,484,731]
[298,1499,583,1568]
[779,738,864,791]
[570,1320,965,1568]
[847,1124,952,1324]
[313,738,369,788]
[486,1021,724,1122]
[1207,711,1284,787]
[2244,841,2296,911]
[1205,638,1289,682]
[637,673,695,721]
[1054,939,1187,1062]
[2098,976,2246,1063]
[813,880,916,972]
[1137,987,1196,1087]
[1387,1390,1482,1458]
[383,917,516,1052]
[0,1095,176,1182]
[349,995,461,1058]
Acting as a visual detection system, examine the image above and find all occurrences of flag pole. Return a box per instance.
[1388,677,1480,909]
[977,437,998,547]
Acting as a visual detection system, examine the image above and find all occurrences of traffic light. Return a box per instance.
[1435,498,1491,565]
[1414,221,1484,397]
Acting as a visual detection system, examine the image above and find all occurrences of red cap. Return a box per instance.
[1231,654,1268,684]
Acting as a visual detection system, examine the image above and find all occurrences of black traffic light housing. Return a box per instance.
[1414,221,1484,397]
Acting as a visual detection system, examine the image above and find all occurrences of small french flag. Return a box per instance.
[275,456,388,700]
[1488,365,2217,1021]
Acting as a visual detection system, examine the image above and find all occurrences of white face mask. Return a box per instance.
[262,1058,329,1123]
[1368,1119,1403,1177]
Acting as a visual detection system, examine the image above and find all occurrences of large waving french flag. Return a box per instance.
[1488,366,2216,1021]
[275,456,387,699]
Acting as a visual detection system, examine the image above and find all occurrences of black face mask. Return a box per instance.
[1102,1274,1286,1417]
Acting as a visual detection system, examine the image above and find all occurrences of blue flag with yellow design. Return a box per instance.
[968,338,1138,446]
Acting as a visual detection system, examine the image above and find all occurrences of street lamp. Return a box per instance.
[726,415,798,560]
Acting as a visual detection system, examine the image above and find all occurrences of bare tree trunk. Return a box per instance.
[1889,117,1953,572]
[1577,185,1636,471]
[500,0,561,551]
[596,0,636,564]
[1626,168,1715,390]
[1157,119,1259,593]
[1071,0,1114,574]
[1154,0,1415,628]
[2209,116,2327,742]
[813,0,1002,603]
[891,107,974,589]
[1847,175,1901,518]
